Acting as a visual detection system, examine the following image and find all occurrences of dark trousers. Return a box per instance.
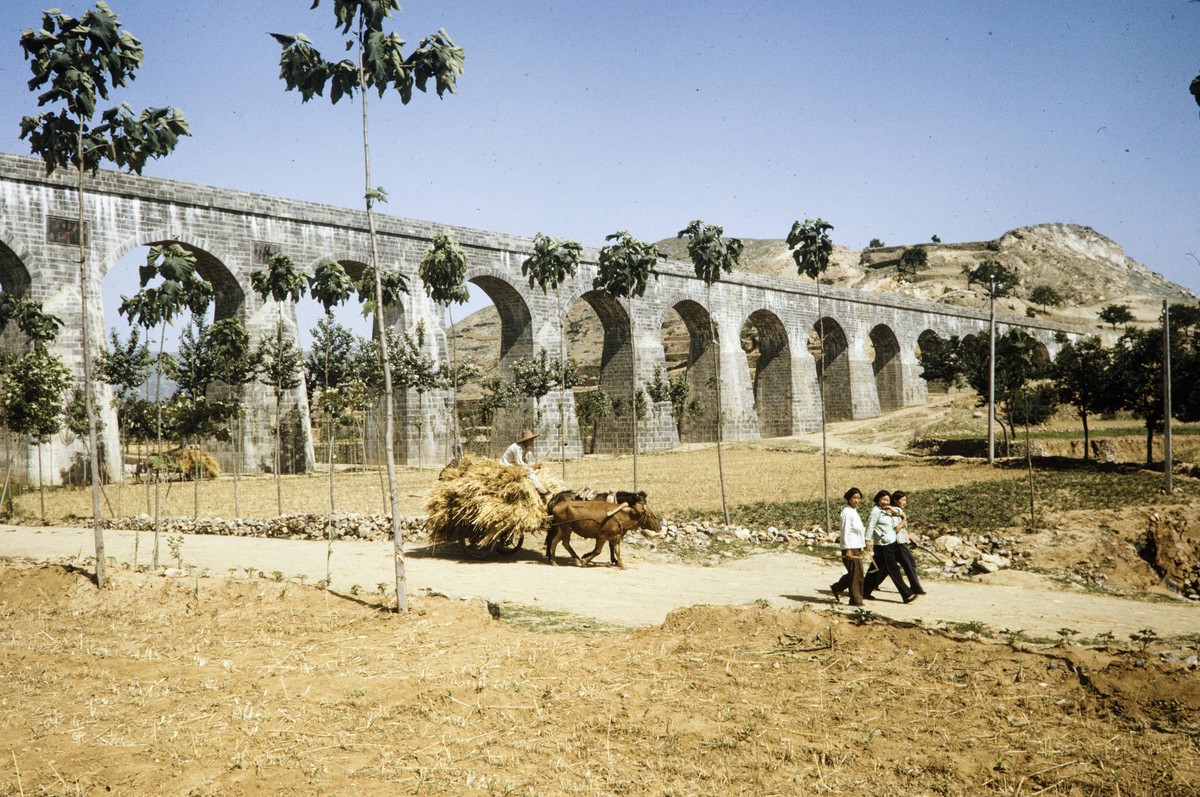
[863,542,912,600]
[832,548,866,606]
[897,542,923,594]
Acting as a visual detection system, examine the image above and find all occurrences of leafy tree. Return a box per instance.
[594,231,662,488]
[305,257,354,545]
[1099,303,1134,330]
[250,252,310,515]
[19,3,189,585]
[256,320,304,515]
[305,318,358,405]
[521,233,582,474]
[272,0,463,613]
[646,366,702,439]
[1191,73,1200,111]
[0,349,72,520]
[786,217,835,535]
[1029,284,1065,312]
[678,219,743,525]
[898,246,927,278]
[954,330,1054,454]
[868,238,885,248]
[0,294,63,351]
[511,348,580,429]
[965,259,1018,297]
[573,388,613,455]
[119,243,211,569]
[169,315,240,516]
[97,328,152,471]
[208,317,259,518]
[479,375,518,427]
[419,234,470,461]
[1109,321,1199,466]
[1051,336,1114,458]
[391,321,450,469]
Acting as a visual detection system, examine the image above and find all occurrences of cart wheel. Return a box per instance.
[493,532,525,556]
[462,537,492,559]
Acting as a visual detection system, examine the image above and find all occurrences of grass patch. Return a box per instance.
[495,603,631,635]
[928,425,1200,441]
[681,466,1191,534]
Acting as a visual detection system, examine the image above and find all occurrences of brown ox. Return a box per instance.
[545,492,660,569]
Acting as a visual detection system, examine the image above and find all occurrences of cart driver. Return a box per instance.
[500,429,546,495]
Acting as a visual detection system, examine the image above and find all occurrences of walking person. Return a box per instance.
[891,490,926,596]
[830,487,868,607]
[500,429,546,495]
[862,489,917,603]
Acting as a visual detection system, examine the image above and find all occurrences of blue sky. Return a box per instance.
[3,1,1199,343]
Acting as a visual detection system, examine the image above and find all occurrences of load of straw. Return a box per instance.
[425,454,567,551]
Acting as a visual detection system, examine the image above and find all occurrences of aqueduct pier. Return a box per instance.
[0,153,1078,484]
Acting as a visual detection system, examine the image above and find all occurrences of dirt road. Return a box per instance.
[2,523,1195,639]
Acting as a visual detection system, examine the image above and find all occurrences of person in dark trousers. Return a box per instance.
[830,487,868,606]
[891,490,925,596]
[862,489,917,603]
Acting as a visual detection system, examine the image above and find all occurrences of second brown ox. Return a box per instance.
[545,492,661,569]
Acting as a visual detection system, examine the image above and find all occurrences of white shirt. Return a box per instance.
[839,505,866,549]
[500,442,534,467]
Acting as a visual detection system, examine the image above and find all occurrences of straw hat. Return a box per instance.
[517,429,538,445]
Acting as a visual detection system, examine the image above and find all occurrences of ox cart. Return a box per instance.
[424,454,567,559]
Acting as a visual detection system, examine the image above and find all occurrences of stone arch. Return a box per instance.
[0,235,33,298]
[0,234,35,354]
[809,317,851,421]
[869,323,903,412]
[742,309,792,438]
[916,329,950,393]
[467,274,533,375]
[105,232,245,323]
[566,290,633,454]
[661,299,718,442]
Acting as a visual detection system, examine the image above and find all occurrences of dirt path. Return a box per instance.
[2,523,1196,639]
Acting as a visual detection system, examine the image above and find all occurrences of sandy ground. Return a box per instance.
[2,523,1195,640]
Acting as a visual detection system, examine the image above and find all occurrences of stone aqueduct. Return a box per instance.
[0,153,1075,484]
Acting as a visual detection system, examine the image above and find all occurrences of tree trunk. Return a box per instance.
[709,285,730,526]
[358,21,407,612]
[1146,426,1154,468]
[275,392,283,516]
[1081,412,1090,461]
[37,442,45,522]
[152,326,166,570]
[629,288,638,491]
[76,150,106,587]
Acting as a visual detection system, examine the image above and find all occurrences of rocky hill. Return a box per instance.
[451,223,1198,385]
[655,222,1196,328]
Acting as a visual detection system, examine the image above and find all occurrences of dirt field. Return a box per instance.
[1,564,1198,796]
[2,397,1199,795]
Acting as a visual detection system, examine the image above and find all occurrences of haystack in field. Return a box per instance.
[425,454,567,550]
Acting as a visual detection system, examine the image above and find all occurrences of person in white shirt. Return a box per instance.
[830,487,867,606]
[500,429,545,494]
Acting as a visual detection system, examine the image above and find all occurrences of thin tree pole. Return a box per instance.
[559,294,567,481]
[358,21,407,612]
[629,287,638,491]
[988,277,996,465]
[817,281,831,537]
[709,289,730,526]
[1163,300,1173,494]
[76,131,106,587]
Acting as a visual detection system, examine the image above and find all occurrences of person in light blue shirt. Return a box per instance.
[863,489,917,603]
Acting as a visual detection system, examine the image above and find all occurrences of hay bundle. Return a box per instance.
[425,454,567,549]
